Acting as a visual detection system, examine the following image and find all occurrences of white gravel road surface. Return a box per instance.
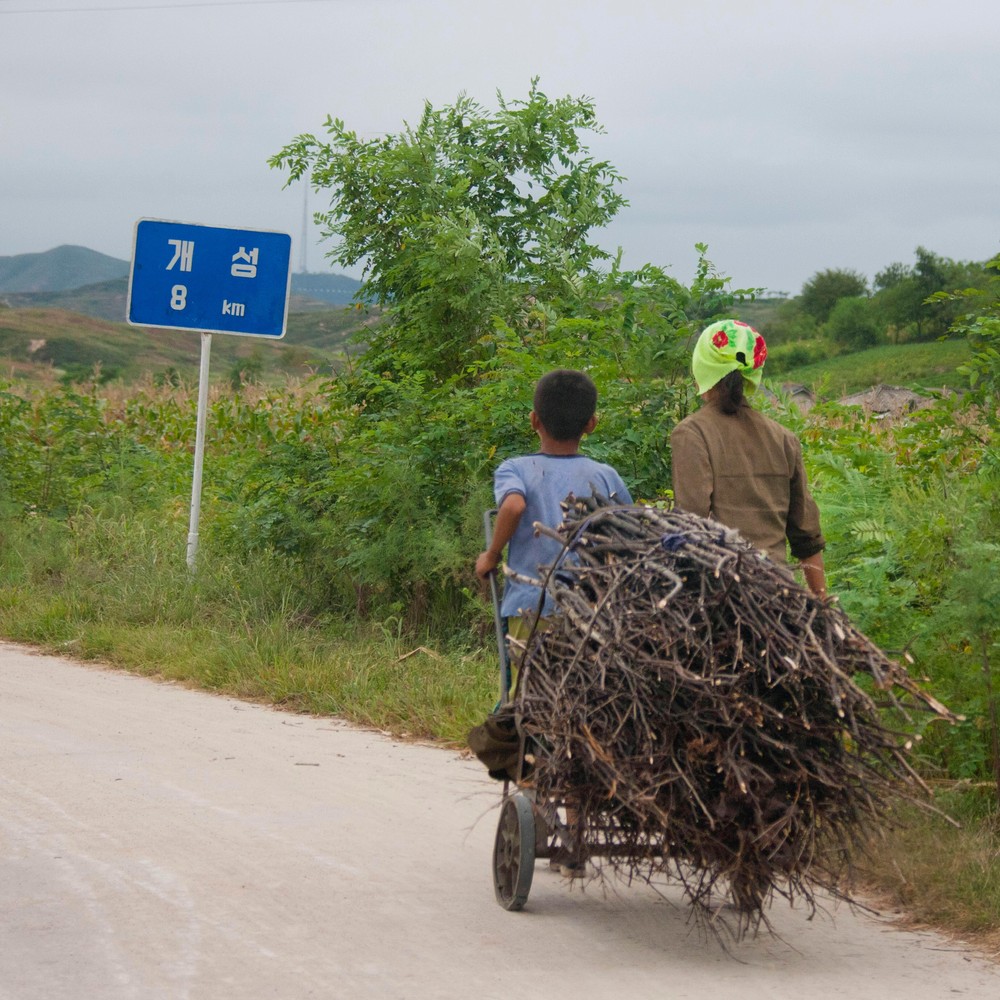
[2,640,998,1000]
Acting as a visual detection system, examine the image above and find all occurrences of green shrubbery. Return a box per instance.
[760,249,998,365]
[0,85,996,791]
[802,399,999,784]
[1,323,996,785]
[763,338,828,375]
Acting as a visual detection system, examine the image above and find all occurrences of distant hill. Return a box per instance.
[0,246,365,316]
[2,279,131,323]
[0,246,129,293]
[3,276,364,324]
[0,246,376,386]
[0,246,379,379]
[0,303,378,386]
[291,272,365,307]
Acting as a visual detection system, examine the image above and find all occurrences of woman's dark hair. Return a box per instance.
[714,369,747,415]
[533,369,598,441]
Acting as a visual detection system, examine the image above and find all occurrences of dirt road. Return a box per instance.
[2,640,997,999]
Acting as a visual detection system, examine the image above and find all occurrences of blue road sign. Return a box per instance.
[127,219,292,338]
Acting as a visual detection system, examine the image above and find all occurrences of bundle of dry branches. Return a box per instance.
[511,494,956,936]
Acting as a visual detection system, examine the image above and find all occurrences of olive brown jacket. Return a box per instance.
[670,402,825,565]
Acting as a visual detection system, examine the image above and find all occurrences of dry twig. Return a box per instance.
[511,494,957,938]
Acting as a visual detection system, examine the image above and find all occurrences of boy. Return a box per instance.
[474,371,631,878]
[475,368,632,626]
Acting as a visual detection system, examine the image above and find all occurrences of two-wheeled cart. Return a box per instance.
[483,510,594,911]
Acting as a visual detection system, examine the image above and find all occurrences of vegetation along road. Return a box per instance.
[3,640,999,1000]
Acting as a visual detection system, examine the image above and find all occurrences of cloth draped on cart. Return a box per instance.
[467,705,522,782]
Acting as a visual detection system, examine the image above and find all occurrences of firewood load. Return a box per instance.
[509,493,956,936]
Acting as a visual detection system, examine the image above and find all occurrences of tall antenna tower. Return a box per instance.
[300,182,309,274]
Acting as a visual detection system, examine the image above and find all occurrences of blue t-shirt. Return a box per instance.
[494,453,632,618]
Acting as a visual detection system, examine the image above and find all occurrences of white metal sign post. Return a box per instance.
[188,332,213,569]
[127,219,292,570]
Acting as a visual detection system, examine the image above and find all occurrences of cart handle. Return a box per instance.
[483,508,512,706]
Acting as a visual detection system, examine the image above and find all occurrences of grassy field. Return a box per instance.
[779,338,971,397]
[0,331,995,953]
[0,298,964,397]
[0,510,497,746]
[0,303,371,385]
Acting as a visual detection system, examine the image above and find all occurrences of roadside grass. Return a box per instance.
[0,510,496,745]
[856,788,1000,956]
[2,504,997,951]
[46,619,497,745]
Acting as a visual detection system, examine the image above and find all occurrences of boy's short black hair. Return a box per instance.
[533,369,598,441]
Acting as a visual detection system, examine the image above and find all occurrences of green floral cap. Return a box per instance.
[692,320,768,395]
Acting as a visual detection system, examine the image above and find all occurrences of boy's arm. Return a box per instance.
[475,492,526,579]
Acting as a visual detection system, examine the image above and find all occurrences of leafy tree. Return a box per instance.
[912,246,954,298]
[929,253,1000,427]
[910,246,964,339]
[874,261,912,291]
[270,80,626,381]
[871,248,990,341]
[264,85,760,622]
[825,296,880,351]
[755,298,819,346]
[799,268,868,324]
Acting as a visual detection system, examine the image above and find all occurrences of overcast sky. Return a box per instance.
[2,0,998,295]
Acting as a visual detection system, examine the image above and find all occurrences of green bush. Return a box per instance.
[825,295,881,350]
[765,338,830,373]
[805,399,998,782]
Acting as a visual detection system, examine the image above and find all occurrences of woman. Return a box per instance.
[670,319,827,598]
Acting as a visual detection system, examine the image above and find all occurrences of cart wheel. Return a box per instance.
[493,793,535,911]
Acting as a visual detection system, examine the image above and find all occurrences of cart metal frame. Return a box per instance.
[484,509,573,910]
